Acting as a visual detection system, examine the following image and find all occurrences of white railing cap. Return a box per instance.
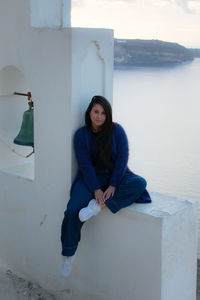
[127,192,198,218]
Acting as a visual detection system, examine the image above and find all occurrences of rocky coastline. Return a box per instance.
[114,39,199,67]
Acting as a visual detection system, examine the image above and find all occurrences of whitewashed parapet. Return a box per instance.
[30,0,71,28]
[62,192,198,300]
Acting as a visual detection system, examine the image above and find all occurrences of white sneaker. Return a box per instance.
[61,255,75,277]
[79,199,101,222]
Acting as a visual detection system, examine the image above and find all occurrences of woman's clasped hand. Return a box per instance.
[94,186,116,206]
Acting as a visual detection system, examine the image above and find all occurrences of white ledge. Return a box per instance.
[0,161,34,181]
[127,191,197,218]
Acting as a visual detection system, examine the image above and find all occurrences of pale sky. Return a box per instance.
[71,0,200,48]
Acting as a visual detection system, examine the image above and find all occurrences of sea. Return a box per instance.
[113,58,200,254]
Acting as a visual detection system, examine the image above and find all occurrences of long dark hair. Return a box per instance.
[85,95,115,170]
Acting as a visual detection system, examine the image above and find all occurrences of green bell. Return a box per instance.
[14,96,34,147]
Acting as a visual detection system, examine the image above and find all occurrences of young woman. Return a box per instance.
[61,95,151,276]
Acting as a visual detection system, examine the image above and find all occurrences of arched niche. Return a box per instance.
[0,66,34,180]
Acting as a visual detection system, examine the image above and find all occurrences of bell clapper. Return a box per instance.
[26,147,34,158]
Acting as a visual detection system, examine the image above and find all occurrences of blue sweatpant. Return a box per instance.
[61,170,147,256]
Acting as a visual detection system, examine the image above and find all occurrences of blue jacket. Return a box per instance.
[71,123,151,203]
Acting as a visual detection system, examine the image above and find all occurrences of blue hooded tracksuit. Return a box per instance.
[61,123,151,256]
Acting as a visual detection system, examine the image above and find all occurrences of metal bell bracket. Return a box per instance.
[14,92,34,109]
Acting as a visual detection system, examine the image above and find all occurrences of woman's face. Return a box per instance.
[89,103,106,131]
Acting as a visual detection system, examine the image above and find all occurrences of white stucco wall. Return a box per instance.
[0,1,198,300]
[30,0,71,27]
[0,0,113,294]
[0,0,72,291]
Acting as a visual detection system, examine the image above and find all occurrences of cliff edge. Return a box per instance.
[114,39,194,67]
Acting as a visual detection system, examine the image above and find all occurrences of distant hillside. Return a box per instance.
[189,48,200,58]
[114,39,195,67]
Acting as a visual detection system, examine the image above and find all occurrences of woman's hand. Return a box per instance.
[103,185,116,201]
[94,189,105,206]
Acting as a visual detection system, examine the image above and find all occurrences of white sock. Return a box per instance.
[63,255,75,263]
[61,255,75,277]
